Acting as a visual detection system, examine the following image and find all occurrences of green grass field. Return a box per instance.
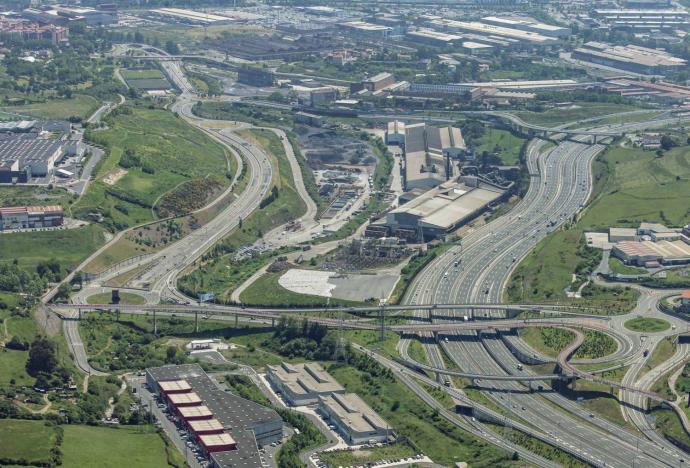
[475,128,525,165]
[1,94,100,120]
[0,224,106,274]
[86,291,146,305]
[579,144,690,229]
[320,442,417,466]
[74,106,230,228]
[624,317,670,333]
[0,419,58,465]
[120,69,165,80]
[0,185,74,210]
[61,425,181,467]
[555,366,629,428]
[642,338,676,377]
[178,128,309,303]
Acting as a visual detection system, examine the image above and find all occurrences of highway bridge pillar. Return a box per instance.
[379,306,385,342]
[235,313,238,327]
[272,317,275,328]
[194,311,199,333]
[116,308,120,322]
[153,310,157,335]
[78,309,82,320]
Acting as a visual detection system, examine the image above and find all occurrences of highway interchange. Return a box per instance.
[52,45,690,466]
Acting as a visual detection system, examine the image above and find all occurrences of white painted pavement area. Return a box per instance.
[278,269,337,297]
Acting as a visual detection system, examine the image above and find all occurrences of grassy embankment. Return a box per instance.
[514,103,641,127]
[609,257,647,275]
[75,105,231,229]
[73,105,236,274]
[506,140,690,310]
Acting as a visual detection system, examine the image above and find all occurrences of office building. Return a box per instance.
[0,205,64,231]
[146,364,282,468]
[318,393,392,444]
[362,73,396,92]
[405,83,478,98]
[266,362,344,406]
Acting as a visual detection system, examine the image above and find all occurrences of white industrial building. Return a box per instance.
[150,8,235,25]
[0,134,65,178]
[386,178,508,239]
[266,362,344,406]
[480,16,571,38]
[427,18,559,47]
[318,393,392,445]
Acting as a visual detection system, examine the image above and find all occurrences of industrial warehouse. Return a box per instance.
[571,42,686,75]
[385,121,466,191]
[385,178,509,241]
[0,205,63,231]
[0,134,65,181]
[267,362,392,445]
[146,364,282,468]
[318,393,392,445]
[609,223,690,267]
[149,8,235,25]
[266,362,344,406]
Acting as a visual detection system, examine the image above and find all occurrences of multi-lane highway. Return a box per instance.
[400,115,690,466]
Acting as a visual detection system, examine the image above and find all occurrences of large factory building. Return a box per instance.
[146,364,282,468]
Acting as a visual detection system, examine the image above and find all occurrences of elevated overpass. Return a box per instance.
[51,302,670,403]
[49,301,609,320]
